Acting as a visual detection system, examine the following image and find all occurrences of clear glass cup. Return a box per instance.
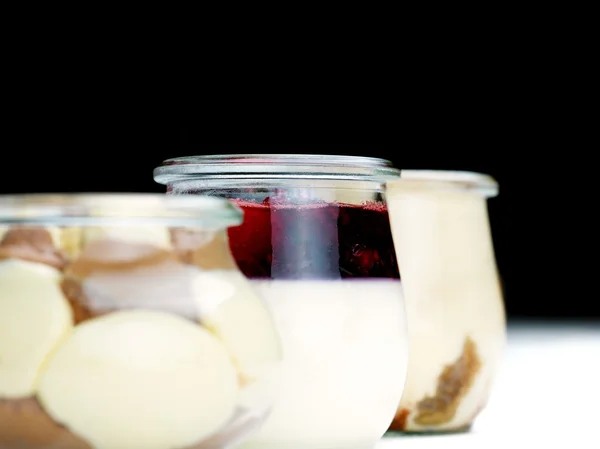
[384,170,506,434]
[0,193,282,449]
[154,154,409,449]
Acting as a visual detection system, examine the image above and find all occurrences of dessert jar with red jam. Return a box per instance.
[385,171,506,434]
[0,193,282,449]
[154,154,409,449]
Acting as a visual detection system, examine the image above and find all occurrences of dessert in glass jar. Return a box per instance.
[154,154,408,449]
[0,193,282,449]
[385,170,506,434]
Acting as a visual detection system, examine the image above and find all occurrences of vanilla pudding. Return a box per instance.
[385,171,506,433]
[238,279,408,449]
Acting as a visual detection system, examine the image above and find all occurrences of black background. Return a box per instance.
[0,131,590,322]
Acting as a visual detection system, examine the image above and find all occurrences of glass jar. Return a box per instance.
[0,193,282,449]
[154,154,409,449]
[384,170,506,434]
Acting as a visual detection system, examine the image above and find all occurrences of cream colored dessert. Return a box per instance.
[0,259,74,399]
[385,171,506,432]
[237,279,408,449]
[38,310,240,449]
[193,270,282,390]
[0,224,282,449]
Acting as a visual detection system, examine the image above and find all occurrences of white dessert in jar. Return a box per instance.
[153,154,410,448]
[238,279,408,449]
[385,170,506,433]
[221,199,409,449]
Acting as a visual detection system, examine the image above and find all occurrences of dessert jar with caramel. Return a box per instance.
[385,171,506,434]
[0,193,282,449]
[154,154,409,449]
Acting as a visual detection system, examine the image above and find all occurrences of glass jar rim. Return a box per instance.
[0,193,243,227]
[153,154,401,184]
[390,170,499,197]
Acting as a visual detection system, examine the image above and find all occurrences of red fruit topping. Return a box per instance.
[227,198,400,280]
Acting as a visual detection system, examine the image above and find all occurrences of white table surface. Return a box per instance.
[376,321,600,448]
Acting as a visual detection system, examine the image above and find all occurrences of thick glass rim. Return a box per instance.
[389,170,499,197]
[153,154,401,184]
[0,193,243,227]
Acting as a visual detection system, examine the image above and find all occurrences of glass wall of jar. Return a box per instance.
[384,171,506,434]
[154,154,409,449]
[0,193,282,449]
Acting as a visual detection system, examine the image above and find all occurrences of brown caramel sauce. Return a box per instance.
[0,398,91,449]
[413,336,482,426]
[0,227,67,271]
[389,408,410,431]
[59,278,99,325]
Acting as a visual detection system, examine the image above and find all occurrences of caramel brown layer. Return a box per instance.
[414,336,482,426]
[0,398,91,449]
[389,408,410,431]
[0,227,67,271]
